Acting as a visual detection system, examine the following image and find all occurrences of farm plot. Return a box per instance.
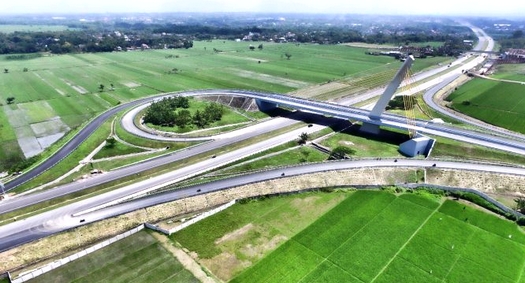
[232,191,525,283]
[26,230,198,283]
[2,101,70,158]
[170,192,348,280]
[447,78,525,133]
[0,42,450,167]
[492,64,525,82]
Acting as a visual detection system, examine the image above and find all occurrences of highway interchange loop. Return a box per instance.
[2,23,525,252]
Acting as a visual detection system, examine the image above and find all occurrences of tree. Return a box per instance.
[515,197,525,213]
[298,132,309,144]
[99,84,105,92]
[329,146,356,160]
[192,110,208,128]
[174,96,190,108]
[105,137,116,148]
[285,52,292,60]
[204,103,223,122]
[386,96,413,110]
[512,30,524,39]
[6,97,15,104]
[174,109,191,128]
[183,40,193,49]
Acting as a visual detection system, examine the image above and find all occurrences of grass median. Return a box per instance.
[0,121,307,225]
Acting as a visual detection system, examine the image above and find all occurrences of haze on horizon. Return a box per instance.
[1,0,524,18]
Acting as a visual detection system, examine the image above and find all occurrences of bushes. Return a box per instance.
[414,187,522,224]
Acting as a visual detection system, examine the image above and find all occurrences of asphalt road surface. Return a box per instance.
[2,158,525,252]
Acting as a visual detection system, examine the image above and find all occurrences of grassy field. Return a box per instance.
[170,191,349,280]
[92,140,146,159]
[0,41,449,171]
[220,146,328,175]
[492,64,525,82]
[27,230,198,283]
[319,125,407,158]
[0,25,74,33]
[446,77,525,134]
[229,190,525,283]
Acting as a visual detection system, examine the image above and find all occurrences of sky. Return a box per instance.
[2,0,524,17]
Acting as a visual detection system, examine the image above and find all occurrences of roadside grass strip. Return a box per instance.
[27,231,197,283]
[232,191,525,283]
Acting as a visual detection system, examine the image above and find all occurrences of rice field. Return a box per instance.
[26,230,198,283]
[231,190,525,283]
[446,78,525,133]
[0,40,448,170]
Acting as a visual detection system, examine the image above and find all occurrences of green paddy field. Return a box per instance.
[218,190,525,283]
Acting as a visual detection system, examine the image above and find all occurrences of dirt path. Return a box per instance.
[151,232,218,283]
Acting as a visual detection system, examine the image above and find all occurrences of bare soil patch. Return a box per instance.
[151,233,217,283]
[201,252,251,281]
[123,82,141,88]
[233,69,309,88]
[61,79,88,94]
[215,223,254,245]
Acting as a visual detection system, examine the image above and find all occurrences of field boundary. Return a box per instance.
[11,225,145,283]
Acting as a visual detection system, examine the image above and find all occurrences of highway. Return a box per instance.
[2,22,493,192]
[2,22,523,253]
[2,158,525,252]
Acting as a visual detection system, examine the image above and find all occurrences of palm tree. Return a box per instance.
[298,132,309,144]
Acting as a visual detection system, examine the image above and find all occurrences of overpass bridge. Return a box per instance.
[178,88,525,157]
[469,50,500,55]
[147,54,525,157]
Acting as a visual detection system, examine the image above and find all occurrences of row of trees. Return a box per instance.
[499,30,525,50]
[142,96,224,129]
[0,20,474,56]
[0,30,194,55]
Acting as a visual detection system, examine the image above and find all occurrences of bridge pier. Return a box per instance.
[255,99,278,112]
[361,55,415,136]
[359,123,381,135]
[399,134,436,157]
